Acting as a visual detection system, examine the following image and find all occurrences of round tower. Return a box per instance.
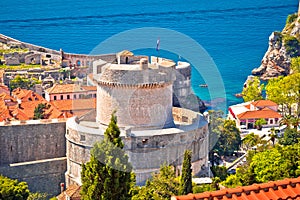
[96,59,176,129]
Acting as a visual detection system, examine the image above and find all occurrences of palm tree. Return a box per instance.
[242,132,261,151]
[279,115,299,129]
[290,116,300,129]
[268,128,277,147]
[255,118,267,130]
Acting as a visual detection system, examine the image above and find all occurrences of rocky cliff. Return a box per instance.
[252,9,300,80]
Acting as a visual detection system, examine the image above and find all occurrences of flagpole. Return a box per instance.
[156,38,160,63]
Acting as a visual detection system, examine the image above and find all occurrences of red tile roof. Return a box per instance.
[81,86,97,91]
[57,185,81,200]
[237,109,281,120]
[251,100,277,107]
[19,101,65,119]
[171,177,300,200]
[51,98,96,111]
[45,84,86,94]
[12,88,43,102]
[0,89,72,121]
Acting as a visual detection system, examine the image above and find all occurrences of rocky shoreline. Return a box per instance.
[251,5,300,80]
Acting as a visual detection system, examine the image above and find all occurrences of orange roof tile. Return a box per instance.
[51,98,96,111]
[45,84,86,94]
[0,101,12,121]
[0,93,16,102]
[19,100,64,119]
[57,185,81,200]
[171,177,300,200]
[81,86,96,91]
[237,110,281,120]
[251,100,277,107]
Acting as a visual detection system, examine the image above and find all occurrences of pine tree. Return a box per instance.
[81,113,135,200]
[180,150,192,195]
[33,103,47,119]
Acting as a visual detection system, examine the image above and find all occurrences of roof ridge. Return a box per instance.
[172,177,300,200]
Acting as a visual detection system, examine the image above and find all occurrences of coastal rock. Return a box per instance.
[252,6,300,80]
[251,31,290,80]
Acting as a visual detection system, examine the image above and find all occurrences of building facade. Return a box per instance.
[65,54,209,185]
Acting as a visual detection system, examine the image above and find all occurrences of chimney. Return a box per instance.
[60,182,65,193]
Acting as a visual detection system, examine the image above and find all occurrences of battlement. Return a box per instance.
[0,118,67,126]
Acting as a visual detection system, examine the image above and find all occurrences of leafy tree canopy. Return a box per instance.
[222,144,300,188]
[213,120,241,156]
[9,75,41,91]
[0,175,30,200]
[80,113,135,200]
[242,76,264,102]
[132,165,180,200]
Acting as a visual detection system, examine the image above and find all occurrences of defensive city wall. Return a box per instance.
[0,119,67,196]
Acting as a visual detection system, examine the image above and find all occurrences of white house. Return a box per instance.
[228,100,282,129]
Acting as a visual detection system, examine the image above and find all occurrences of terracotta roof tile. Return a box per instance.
[171,177,300,200]
[57,184,81,200]
[251,100,277,107]
[51,98,96,111]
[45,84,86,94]
[237,110,281,120]
[19,101,64,119]
[81,86,96,91]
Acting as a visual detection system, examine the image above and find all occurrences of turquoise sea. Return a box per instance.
[0,0,298,110]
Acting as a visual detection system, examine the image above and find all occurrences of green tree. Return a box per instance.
[242,133,261,151]
[80,113,135,200]
[9,75,41,91]
[211,166,228,181]
[242,76,264,102]
[0,175,30,200]
[254,118,267,130]
[279,128,300,146]
[132,165,180,200]
[27,192,48,200]
[180,150,192,195]
[222,144,300,188]
[33,103,47,119]
[214,120,241,156]
[290,56,300,74]
[207,110,224,166]
[268,128,277,147]
[266,73,300,116]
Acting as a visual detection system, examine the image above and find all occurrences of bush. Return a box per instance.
[283,35,300,57]
[286,13,298,25]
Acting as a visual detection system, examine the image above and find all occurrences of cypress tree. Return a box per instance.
[180,150,192,195]
[81,113,135,200]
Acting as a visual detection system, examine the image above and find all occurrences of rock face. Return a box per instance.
[252,32,290,80]
[252,8,300,80]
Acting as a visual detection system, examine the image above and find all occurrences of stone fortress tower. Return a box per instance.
[65,51,209,185]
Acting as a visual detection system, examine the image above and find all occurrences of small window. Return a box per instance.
[73,94,76,99]
[142,139,148,144]
[93,94,96,98]
[54,96,57,100]
[270,119,273,124]
[80,135,86,142]
[67,95,70,99]
[60,95,63,100]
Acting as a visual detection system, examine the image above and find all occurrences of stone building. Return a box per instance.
[65,54,209,185]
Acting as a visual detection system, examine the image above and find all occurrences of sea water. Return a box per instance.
[0,0,298,110]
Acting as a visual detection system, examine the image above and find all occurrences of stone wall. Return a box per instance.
[0,120,67,196]
[65,107,209,186]
[0,157,66,197]
[0,120,66,165]
[97,84,174,129]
